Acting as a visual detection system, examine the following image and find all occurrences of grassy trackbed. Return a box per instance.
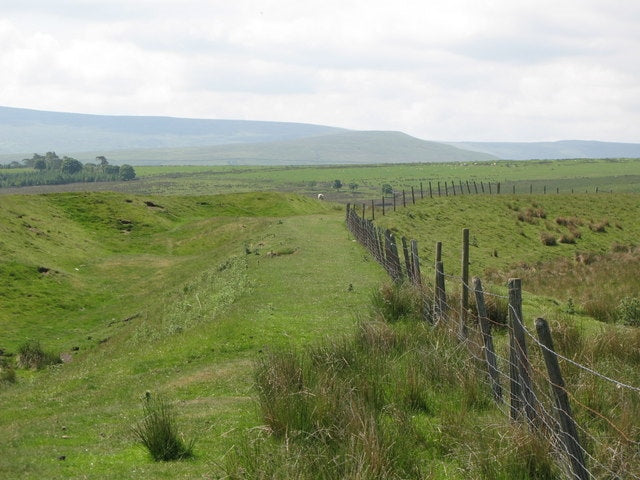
[0,191,388,479]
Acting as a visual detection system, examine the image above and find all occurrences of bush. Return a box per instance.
[16,340,61,369]
[133,393,194,461]
[616,297,640,327]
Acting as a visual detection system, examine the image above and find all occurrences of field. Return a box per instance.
[1,159,639,479]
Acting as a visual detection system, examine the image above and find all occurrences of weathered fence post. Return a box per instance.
[473,181,478,194]
[385,230,403,283]
[473,277,503,403]
[466,180,471,194]
[402,190,406,208]
[362,203,366,219]
[481,181,485,193]
[371,199,375,220]
[508,278,538,425]
[393,193,397,211]
[411,239,421,288]
[544,185,547,194]
[429,181,433,198]
[401,236,412,283]
[438,181,441,197]
[445,182,449,196]
[435,260,446,323]
[420,182,424,199]
[497,182,501,194]
[411,186,415,204]
[513,185,516,194]
[530,184,533,194]
[535,318,589,480]
[459,228,470,340]
[382,196,385,216]
[488,182,492,194]
[459,180,464,195]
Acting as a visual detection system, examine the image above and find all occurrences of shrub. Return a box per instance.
[616,297,640,327]
[589,219,609,232]
[132,393,194,461]
[539,232,557,246]
[16,340,61,369]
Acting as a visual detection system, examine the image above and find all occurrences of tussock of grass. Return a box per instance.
[132,393,194,462]
[16,340,61,370]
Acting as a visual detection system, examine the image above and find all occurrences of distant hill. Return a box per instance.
[63,131,497,165]
[448,140,640,160]
[0,106,495,165]
[0,106,345,154]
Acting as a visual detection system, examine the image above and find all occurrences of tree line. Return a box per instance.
[0,153,136,188]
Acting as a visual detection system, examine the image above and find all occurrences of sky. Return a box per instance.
[1,0,639,142]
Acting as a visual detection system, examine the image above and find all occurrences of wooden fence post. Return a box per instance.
[429,181,433,198]
[438,181,441,197]
[459,180,464,195]
[481,181,485,193]
[362,203,366,219]
[411,239,421,287]
[473,181,478,194]
[535,318,589,480]
[411,186,415,204]
[459,228,470,340]
[508,278,538,425]
[382,196,385,216]
[530,184,533,194]
[497,182,501,194]
[488,182,492,194]
[435,260,446,323]
[473,277,503,403]
[393,193,397,211]
[371,199,375,220]
[420,182,424,199]
[385,230,402,283]
[466,180,471,194]
[402,189,406,208]
[401,236,412,283]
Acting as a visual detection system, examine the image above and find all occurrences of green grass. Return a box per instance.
[0,190,387,479]
[4,157,640,198]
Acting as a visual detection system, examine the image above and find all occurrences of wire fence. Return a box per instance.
[351,179,613,220]
[346,203,640,480]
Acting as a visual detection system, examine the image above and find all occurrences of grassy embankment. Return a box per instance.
[0,191,389,479]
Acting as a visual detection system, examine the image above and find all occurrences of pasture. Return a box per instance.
[1,158,639,478]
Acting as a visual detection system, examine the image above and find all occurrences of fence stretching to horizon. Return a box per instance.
[350,179,612,220]
[345,203,640,480]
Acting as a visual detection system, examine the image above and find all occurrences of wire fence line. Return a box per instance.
[345,203,640,480]
[354,179,614,221]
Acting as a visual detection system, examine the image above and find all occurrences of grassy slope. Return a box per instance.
[0,192,388,479]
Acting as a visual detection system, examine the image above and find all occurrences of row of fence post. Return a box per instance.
[345,203,589,480]
[355,181,611,220]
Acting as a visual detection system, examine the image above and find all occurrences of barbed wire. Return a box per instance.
[346,205,640,480]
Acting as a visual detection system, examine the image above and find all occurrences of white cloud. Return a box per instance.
[0,0,639,142]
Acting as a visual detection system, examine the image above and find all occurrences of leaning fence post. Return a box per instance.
[508,278,538,425]
[459,228,470,340]
[535,318,589,480]
[473,277,502,403]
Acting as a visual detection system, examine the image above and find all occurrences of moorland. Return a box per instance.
[1,158,639,479]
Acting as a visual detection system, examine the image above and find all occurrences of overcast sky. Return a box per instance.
[1,0,639,142]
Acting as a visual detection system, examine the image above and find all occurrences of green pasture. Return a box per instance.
[3,157,640,198]
[1,166,639,478]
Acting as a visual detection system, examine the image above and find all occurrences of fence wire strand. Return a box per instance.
[345,204,640,480]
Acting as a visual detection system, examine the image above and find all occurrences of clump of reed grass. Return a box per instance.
[16,340,61,369]
[132,392,194,461]
[540,232,557,246]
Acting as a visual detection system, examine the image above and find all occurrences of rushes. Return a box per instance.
[132,393,194,461]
